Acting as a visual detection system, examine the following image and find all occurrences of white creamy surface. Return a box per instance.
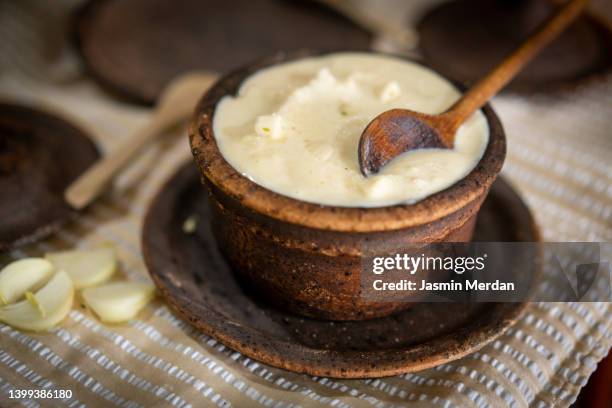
[213,53,489,207]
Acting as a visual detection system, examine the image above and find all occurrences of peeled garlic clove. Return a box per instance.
[82,282,155,323]
[25,291,45,317]
[45,246,116,289]
[0,258,54,305]
[0,271,74,331]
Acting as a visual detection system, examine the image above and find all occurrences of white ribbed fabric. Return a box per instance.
[0,1,610,407]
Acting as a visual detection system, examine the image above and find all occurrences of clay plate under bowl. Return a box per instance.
[143,163,538,378]
[189,50,507,320]
[0,103,100,251]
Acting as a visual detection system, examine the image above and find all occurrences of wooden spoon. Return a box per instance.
[65,71,217,210]
[358,0,588,176]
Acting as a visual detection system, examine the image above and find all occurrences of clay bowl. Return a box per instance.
[189,50,506,321]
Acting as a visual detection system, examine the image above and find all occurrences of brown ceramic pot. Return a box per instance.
[189,50,506,320]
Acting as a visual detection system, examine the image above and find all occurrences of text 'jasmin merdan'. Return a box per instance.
[372,253,488,275]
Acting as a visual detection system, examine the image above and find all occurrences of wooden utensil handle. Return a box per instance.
[444,0,588,129]
[64,115,168,210]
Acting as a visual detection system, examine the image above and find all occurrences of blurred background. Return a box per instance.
[0,1,610,407]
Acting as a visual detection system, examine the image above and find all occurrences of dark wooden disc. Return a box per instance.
[417,0,612,92]
[0,103,100,251]
[142,162,539,378]
[75,0,372,105]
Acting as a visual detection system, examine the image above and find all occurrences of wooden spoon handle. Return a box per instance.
[443,0,588,130]
[64,115,171,210]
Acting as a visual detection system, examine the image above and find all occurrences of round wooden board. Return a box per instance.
[75,0,372,105]
[142,163,539,378]
[0,103,100,251]
[417,0,612,93]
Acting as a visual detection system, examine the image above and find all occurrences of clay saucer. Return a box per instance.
[417,0,612,92]
[74,0,371,104]
[143,162,539,378]
[0,103,100,251]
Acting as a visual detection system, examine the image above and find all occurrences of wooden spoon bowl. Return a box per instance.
[358,109,451,177]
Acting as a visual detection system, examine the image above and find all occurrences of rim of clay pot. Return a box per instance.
[189,50,506,232]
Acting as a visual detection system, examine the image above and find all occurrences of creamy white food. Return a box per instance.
[213,53,489,207]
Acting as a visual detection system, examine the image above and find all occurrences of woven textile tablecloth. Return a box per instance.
[0,1,610,407]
